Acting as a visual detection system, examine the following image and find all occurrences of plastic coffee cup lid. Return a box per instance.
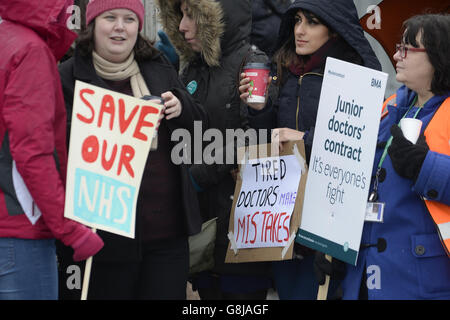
[243,63,270,69]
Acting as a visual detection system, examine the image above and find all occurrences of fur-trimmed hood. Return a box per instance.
[155,0,251,67]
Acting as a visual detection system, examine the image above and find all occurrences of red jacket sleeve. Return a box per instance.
[3,43,90,246]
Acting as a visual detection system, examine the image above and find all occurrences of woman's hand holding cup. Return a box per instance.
[239,71,271,111]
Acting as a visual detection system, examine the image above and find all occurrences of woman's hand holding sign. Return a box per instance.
[272,128,305,153]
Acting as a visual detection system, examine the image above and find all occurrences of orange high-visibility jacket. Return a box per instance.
[382,95,450,257]
[423,98,450,257]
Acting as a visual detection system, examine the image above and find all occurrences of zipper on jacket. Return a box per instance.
[296,72,324,131]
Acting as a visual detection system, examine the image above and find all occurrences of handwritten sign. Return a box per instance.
[64,81,162,238]
[296,58,388,265]
[226,141,307,263]
[234,156,301,249]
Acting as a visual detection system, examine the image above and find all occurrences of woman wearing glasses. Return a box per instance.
[340,14,450,299]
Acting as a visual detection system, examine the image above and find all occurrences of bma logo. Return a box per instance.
[371,78,382,89]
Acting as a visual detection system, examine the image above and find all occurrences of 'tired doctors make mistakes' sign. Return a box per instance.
[64,81,163,238]
[226,141,308,263]
[233,155,301,249]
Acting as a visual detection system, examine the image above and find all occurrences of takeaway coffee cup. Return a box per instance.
[399,118,422,144]
[243,63,270,108]
[142,95,164,151]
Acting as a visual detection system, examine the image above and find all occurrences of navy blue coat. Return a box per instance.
[249,0,381,162]
[342,87,450,299]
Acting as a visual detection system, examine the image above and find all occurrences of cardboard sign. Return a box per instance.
[64,81,163,238]
[296,58,388,265]
[225,141,307,263]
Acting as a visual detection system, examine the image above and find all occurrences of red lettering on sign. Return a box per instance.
[282,213,290,241]
[117,145,135,178]
[98,94,115,130]
[272,212,280,242]
[264,213,273,242]
[277,212,287,243]
[237,217,246,243]
[77,88,95,123]
[133,106,158,141]
[118,100,139,134]
[101,140,118,171]
[245,214,250,244]
[250,211,259,244]
[260,211,270,242]
[81,135,99,163]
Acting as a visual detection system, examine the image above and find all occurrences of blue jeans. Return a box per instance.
[0,238,58,300]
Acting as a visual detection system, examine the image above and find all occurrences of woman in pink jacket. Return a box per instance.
[0,0,103,300]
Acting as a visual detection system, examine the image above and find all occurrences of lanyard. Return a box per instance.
[369,95,420,202]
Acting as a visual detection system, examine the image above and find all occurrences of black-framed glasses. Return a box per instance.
[395,43,426,59]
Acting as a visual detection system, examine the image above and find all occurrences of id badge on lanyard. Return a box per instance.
[365,167,385,223]
[365,201,385,223]
[365,96,421,224]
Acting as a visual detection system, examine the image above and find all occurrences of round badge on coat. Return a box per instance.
[187,80,198,95]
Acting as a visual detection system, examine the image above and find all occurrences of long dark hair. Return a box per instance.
[402,14,450,95]
[273,10,320,79]
[273,9,362,86]
[76,21,157,61]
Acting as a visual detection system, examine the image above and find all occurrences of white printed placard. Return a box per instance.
[296,57,388,265]
[64,81,162,238]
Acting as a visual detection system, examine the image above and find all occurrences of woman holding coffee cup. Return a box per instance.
[341,14,450,299]
[57,0,208,300]
[239,0,381,299]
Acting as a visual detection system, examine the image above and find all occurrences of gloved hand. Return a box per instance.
[155,30,179,68]
[293,242,314,260]
[388,124,429,181]
[71,230,104,262]
[313,251,346,285]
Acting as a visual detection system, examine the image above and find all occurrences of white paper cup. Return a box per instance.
[399,118,422,144]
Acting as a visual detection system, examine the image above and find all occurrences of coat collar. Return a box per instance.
[73,49,98,83]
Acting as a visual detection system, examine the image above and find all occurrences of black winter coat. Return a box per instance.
[58,49,208,262]
[157,0,271,277]
[251,0,291,57]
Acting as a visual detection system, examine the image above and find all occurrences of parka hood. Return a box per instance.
[156,0,251,67]
[278,0,381,70]
[0,0,77,61]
